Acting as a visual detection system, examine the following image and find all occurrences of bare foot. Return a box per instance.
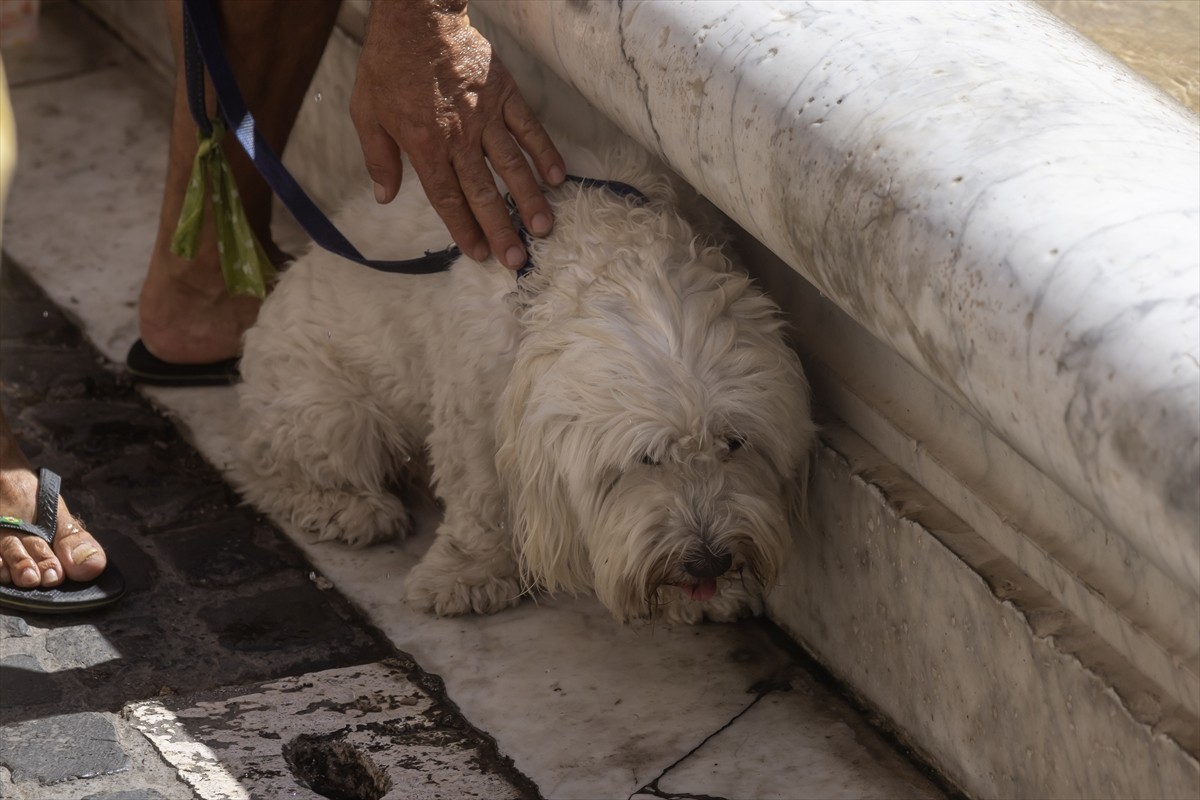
[0,414,106,588]
[137,247,264,364]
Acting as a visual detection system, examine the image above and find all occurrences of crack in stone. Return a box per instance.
[626,693,766,800]
[616,0,665,154]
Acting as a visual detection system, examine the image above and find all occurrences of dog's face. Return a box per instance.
[497,225,814,622]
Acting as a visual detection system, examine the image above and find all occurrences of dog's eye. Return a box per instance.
[641,454,661,467]
[726,436,745,454]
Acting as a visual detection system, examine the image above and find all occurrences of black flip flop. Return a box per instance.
[0,468,125,614]
[125,339,239,386]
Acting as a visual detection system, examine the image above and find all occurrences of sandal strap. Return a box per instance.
[0,469,61,545]
[0,515,44,538]
[35,468,61,545]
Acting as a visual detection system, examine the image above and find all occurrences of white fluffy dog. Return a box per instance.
[235,145,814,624]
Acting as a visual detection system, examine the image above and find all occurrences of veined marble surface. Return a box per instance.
[472,0,1200,602]
[771,427,1200,799]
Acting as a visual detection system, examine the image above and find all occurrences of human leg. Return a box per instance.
[0,53,108,595]
[136,0,340,365]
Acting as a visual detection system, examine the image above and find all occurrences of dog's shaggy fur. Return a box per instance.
[235,146,814,624]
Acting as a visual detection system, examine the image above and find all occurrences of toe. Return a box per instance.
[53,511,106,583]
[0,532,56,587]
[35,553,61,586]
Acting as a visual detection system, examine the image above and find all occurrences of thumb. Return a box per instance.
[355,121,403,204]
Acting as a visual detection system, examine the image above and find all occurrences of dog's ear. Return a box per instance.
[496,354,591,597]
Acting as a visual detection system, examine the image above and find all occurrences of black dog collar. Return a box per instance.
[508,174,650,279]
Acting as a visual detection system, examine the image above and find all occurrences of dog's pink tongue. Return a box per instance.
[684,579,718,602]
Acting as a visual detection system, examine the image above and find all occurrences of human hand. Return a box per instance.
[350,0,565,269]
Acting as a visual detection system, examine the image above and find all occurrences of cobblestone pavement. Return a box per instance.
[0,258,538,798]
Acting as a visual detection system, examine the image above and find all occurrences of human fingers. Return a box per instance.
[453,147,529,269]
[503,91,566,189]
[483,124,553,239]
[0,532,61,587]
[351,112,404,205]
[407,148,490,263]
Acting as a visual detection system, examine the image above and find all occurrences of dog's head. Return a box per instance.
[496,182,814,622]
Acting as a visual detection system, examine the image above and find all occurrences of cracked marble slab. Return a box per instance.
[631,668,944,800]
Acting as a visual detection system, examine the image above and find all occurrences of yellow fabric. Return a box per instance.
[0,56,16,242]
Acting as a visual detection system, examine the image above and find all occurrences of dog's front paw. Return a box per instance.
[300,490,411,548]
[406,561,524,616]
[405,530,524,615]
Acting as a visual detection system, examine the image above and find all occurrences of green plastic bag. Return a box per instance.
[170,119,275,299]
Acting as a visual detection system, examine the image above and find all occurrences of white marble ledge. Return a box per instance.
[472,0,1200,600]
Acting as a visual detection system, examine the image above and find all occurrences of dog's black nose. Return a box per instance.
[684,546,733,579]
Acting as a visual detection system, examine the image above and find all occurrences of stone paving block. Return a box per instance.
[0,346,109,412]
[154,515,298,588]
[0,705,194,800]
[44,624,124,671]
[39,623,119,669]
[82,450,217,520]
[124,482,233,530]
[24,400,176,455]
[0,296,79,341]
[127,660,534,800]
[198,584,371,654]
[0,713,129,785]
[0,617,30,638]
[0,255,80,345]
[0,653,63,709]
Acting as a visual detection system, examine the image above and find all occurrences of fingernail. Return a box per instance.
[373,182,389,204]
[19,566,39,586]
[548,165,565,184]
[531,212,552,236]
[71,543,99,565]
[42,567,59,584]
[505,246,526,269]
[471,245,490,263]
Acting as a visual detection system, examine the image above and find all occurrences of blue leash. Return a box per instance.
[180,0,648,276]
[182,0,458,274]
